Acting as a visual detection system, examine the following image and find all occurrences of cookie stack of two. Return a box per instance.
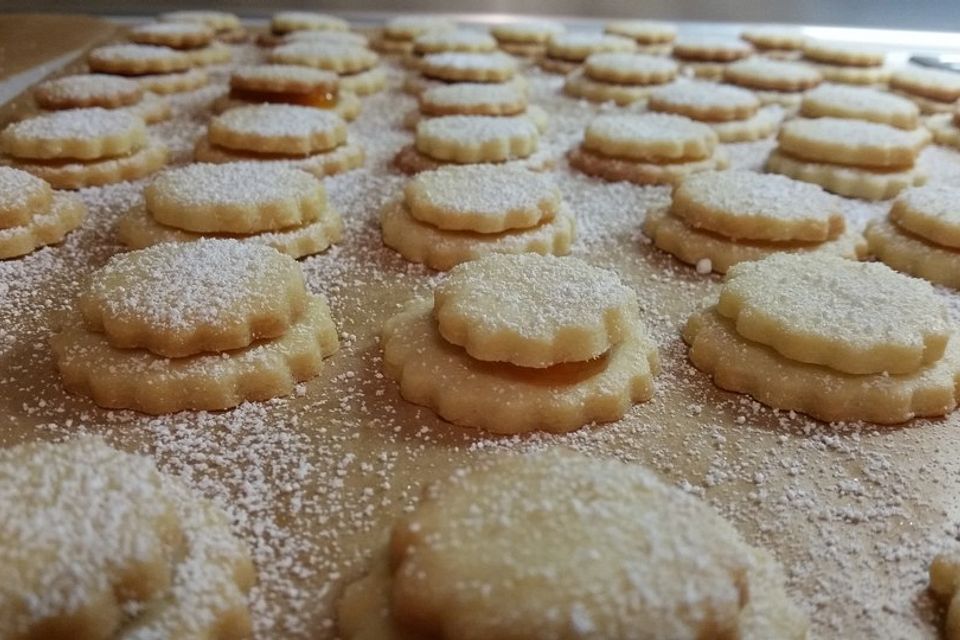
[563,51,678,106]
[684,253,960,424]
[51,238,339,414]
[271,38,387,96]
[128,20,232,67]
[381,253,660,434]
[0,167,86,259]
[647,81,782,143]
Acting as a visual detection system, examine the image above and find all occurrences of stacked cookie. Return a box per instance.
[1,437,255,639]
[87,43,208,94]
[393,113,545,174]
[800,84,920,130]
[766,117,929,199]
[373,15,454,55]
[270,11,349,35]
[928,109,960,152]
[381,164,575,269]
[647,81,781,142]
[564,52,678,106]
[569,112,728,186]
[405,29,498,71]
[118,162,343,259]
[33,73,171,124]
[1,108,168,189]
[405,50,520,97]
[605,20,677,55]
[740,27,806,60]
[271,39,386,96]
[405,81,547,132]
[129,20,231,67]
[0,167,86,259]
[381,253,659,433]
[491,20,565,58]
[539,32,636,74]
[684,253,960,424]
[159,9,246,43]
[643,170,865,274]
[867,185,960,289]
[194,103,364,177]
[671,38,753,79]
[723,58,821,110]
[52,239,339,414]
[214,64,361,121]
[890,66,960,114]
[801,40,889,85]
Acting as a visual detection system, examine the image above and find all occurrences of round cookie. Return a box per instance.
[866,216,960,290]
[764,149,925,201]
[418,52,517,83]
[412,30,497,57]
[271,11,349,34]
[890,66,960,112]
[544,32,636,63]
[605,20,677,44]
[0,191,87,259]
[802,40,884,67]
[584,52,678,84]
[78,240,307,357]
[1,108,147,160]
[228,64,339,99]
[405,164,559,232]
[716,253,950,374]
[415,115,539,164]
[672,38,753,62]
[145,162,327,234]
[434,254,639,367]
[383,15,455,41]
[87,44,193,75]
[136,68,209,94]
[193,136,364,179]
[889,185,960,249]
[808,62,890,86]
[778,117,929,168]
[270,42,377,74]
[723,57,821,92]
[741,27,806,52]
[208,104,347,155]
[159,10,241,33]
[34,74,143,110]
[491,21,564,45]
[582,112,718,162]
[0,165,52,227]
[648,81,759,122]
[569,145,729,186]
[563,69,656,106]
[708,105,783,143]
[10,140,169,190]
[129,22,214,49]
[671,170,845,242]
[800,84,920,130]
[419,82,527,116]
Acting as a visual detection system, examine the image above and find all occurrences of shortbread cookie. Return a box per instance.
[418,51,516,83]
[930,554,960,640]
[866,217,960,290]
[271,11,348,34]
[215,89,360,120]
[0,165,52,227]
[892,89,958,114]
[382,297,656,432]
[778,117,929,168]
[52,294,338,414]
[809,62,890,85]
[890,66,960,103]
[129,21,214,49]
[232,64,339,96]
[146,162,326,234]
[160,10,241,33]
[803,41,884,67]
[411,30,497,58]
[381,199,574,270]
[34,74,142,110]
[10,140,167,190]
[583,112,718,161]
[129,93,173,124]
[415,115,538,163]
[184,42,232,66]
[723,57,821,92]
[271,42,377,75]
[209,104,346,155]
[800,84,920,129]
[435,254,638,367]
[383,15,455,41]
[741,27,805,52]
[79,240,307,357]
[409,102,548,134]
[605,20,676,44]
[0,437,183,640]
[137,68,209,94]
[563,69,654,105]
[393,142,552,175]
[673,38,753,62]
[928,113,960,150]
[543,32,636,67]
[672,170,844,241]
[281,29,367,47]
[643,208,865,274]
[88,44,193,75]
[491,21,564,45]
[405,164,559,232]
[584,51,678,85]
[1,108,146,160]
[341,451,805,638]
[648,81,759,122]
[889,185,960,248]
[420,81,526,116]
[0,191,86,259]
[193,136,364,178]
[710,105,783,143]
[338,66,387,96]
[718,253,949,373]
[569,145,728,185]
[765,149,925,200]
[118,206,344,259]
[685,306,960,423]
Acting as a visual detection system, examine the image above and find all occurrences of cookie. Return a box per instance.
[220,64,360,118]
[145,162,326,234]
[671,170,844,242]
[118,205,344,259]
[193,136,364,179]
[411,30,497,59]
[405,164,559,232]
[866,215,960,289]
[930,554,960,640]
[380,196,573,269]
[209,104,347,155]
[1,108,146,161]
[338,66,387,96]
[414,115,539,163]
[569,145,729,186]
[723,57,821,92]
[0,437,184,640]
[127,93,172,124]
[888,185,960,248]
[280,29,367,47]
[136,68,209,94]
[418,51,517,83]
[802,40,885,67]
[419,81,527,116]
[541,32,636,72]
[8,140,169,190]
[584,51,678,85]
[582,112,718,162]
[604,20,677,45]
[0,190,86,259]
[34,74,143,110]
[740,27,806,53]
[87,44,193,75]
[563,69,654,106]
[643,207,865,274]
[78,240,306,357]
[270,42,377,75]
[928,113,960,150]
[808,62,890,86]
[765,148,925,200]
[778,117,930,168]
[382,296,656,433]
[711,105,784,143]
[648,81,760,122]
[890,66,960,112]
[672,38,753,62]
[159,10,241,33]
[717,253,949,374]
[129,21,214,49]
[800,84,920,129]
[684,306,960,424]
[434,254,639,367]
[491,21,564,45]
[340,451,806,639]
[0,165,52,228]
[383,15,455,41]
[184,42,232,66]
[271,11,348,34]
